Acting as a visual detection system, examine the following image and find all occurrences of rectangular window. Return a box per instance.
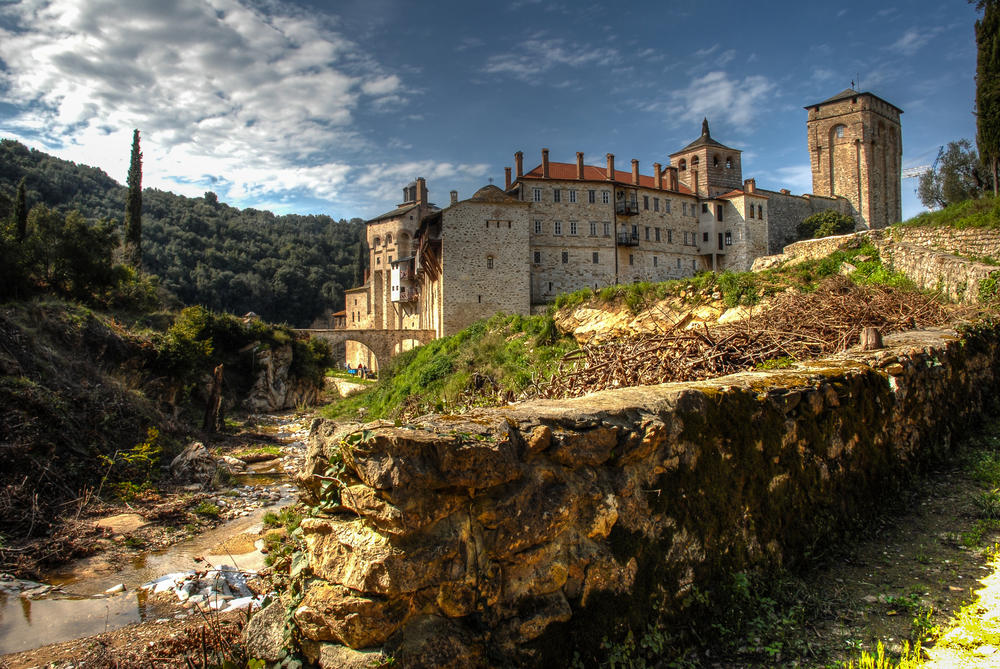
[602,191,610,204]
[534,219,542,234]
[592,252,599,264]
[643,195,649,210]
[561,251,568,264]
[533,251,541,264]
[748,205,754,219]
[533,188,542,202]
[654,197,660,212]
[553,189,561,202]
[645,226,650,241]
[603,222,610,236]
[570,221,578,235]
[653,256,658,267]
[655,228,661,242]
[758,204,764,218]
[569,190,577,203]
[702,232,709,242]
[725,231,732,246]
[701,203,709,214]
[631,224,637,237]
[665,199,671,213]
[554,221,562,235]
[590,221,597,236]
[682,202,688,216]
[629,254,634,266]
[716,204,723,222]
[588,190,596,203]
[487,256,494,269]
[692,259,696,270]
[676,257,681,268]
[667,229,673,244]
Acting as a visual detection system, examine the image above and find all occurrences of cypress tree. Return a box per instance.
[124,128,143,268]
[14,177,27,243]
[976,0,1000,196]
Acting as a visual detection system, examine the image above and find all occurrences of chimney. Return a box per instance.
[505,167,512,190]
[606,153,615,180]
[515,151,524,178]
[576,152,585,179]
[631,159,639,186]
[416,177,427,204]
[780,189,791,195]
[450,190,458,205]
[744,178,756,194]
[654,162,663,190]
[665,166,678,191]
[541,148,550,179]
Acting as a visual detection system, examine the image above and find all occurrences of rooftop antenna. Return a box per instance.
[488,177,494,185]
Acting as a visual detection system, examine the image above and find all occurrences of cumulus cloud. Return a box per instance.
[353,159,491,206]
[664,71,778,127]
[0,0,405,207]
[483,36,620,83]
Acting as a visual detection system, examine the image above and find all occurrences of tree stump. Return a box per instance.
[860,327,884,351]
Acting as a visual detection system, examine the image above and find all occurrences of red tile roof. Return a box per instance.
[519,162,695,196]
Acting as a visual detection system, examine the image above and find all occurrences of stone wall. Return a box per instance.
[285,322,1000,667]
[757,189,850,254]
[892,225,1000,260]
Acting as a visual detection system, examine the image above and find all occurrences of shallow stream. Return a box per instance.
[0,412,310,656]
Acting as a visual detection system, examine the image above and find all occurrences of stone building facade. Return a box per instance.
[342,89,901,365]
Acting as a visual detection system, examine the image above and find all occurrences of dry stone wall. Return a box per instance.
[286,322,1000,667]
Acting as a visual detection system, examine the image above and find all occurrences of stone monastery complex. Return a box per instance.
[342,88,903,368]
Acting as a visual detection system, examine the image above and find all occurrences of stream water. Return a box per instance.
[0,412,310,656]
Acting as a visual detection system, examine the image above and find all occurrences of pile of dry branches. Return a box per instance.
[535,276,955,399]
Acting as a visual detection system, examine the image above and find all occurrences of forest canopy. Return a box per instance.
[0,139,365,327]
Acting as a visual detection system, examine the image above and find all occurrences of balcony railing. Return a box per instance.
[615,200,640,216]
[616,232,639,246]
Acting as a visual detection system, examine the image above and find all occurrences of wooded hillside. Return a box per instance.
[0,139,365,326]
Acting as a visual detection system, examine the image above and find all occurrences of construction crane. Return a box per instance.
[901,145,943,179]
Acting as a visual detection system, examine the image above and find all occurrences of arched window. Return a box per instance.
[713,155,720,167]
[385,233,393,245]
[373,236,381,247]
[833,124,846,139]
[725,156,733,169]
[691,156,700,168]
[679,158,687,171]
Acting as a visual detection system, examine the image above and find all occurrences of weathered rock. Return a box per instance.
[383,615,486,669]
[241,600,289,663]
[294,582,409,648]
[244,344,319,411]
[170,442,218,484]
[316,643,390,669]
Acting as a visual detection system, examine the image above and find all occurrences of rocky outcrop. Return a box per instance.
[290,322,1000,666]
[243,344,319,412]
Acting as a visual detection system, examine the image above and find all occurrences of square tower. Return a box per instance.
[669,119,743,198]
[806,89,903,229]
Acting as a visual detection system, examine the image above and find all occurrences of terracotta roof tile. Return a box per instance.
[520,162,695,196]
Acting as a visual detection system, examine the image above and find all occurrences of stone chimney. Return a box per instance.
[416,177,427,204]
[744,178,756,194]
[606,153,615,180]
[666,166,679,191]
[780,188,790,195]
[576,152,585,180]
[541,148,550,179]
[631,159,639,186]
[505,167,512,190]
[515,151,524,178]
[654,162,663,190]
[450,190,458,205]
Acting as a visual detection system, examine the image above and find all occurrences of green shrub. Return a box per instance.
[797,210,856,239]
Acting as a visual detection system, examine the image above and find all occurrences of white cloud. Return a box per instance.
[756,164,813,194]
[664,71,778,127]
[0,0,404,207]
[483,36,620,83]
[352,159,491,206]
[889,27,941,56]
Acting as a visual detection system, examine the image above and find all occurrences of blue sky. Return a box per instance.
[0,0,981,222]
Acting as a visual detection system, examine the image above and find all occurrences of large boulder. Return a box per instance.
[169,442,219,485]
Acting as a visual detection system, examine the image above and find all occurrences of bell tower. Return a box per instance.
[806,89,902,229]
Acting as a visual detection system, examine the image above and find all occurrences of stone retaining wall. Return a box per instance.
[281,322,1000,667]
[892,225,1000,260]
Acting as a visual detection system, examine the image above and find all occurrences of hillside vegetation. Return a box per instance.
[0,139,364,326]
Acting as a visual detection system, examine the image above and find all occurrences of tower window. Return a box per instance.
[748,204,754,219]
[713,155,719,167]
[725,156,733,169]
[835,125,846,139]
[679,159,687,171]
[758,204,763,218]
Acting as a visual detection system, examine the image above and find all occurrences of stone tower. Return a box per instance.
[669,119,743,198]
[806,89,902,229]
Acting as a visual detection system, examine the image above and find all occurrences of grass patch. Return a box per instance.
[230,445,282,460]
[193,501,220,517]
[319,312,576,420]
[899,195,1000,230]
